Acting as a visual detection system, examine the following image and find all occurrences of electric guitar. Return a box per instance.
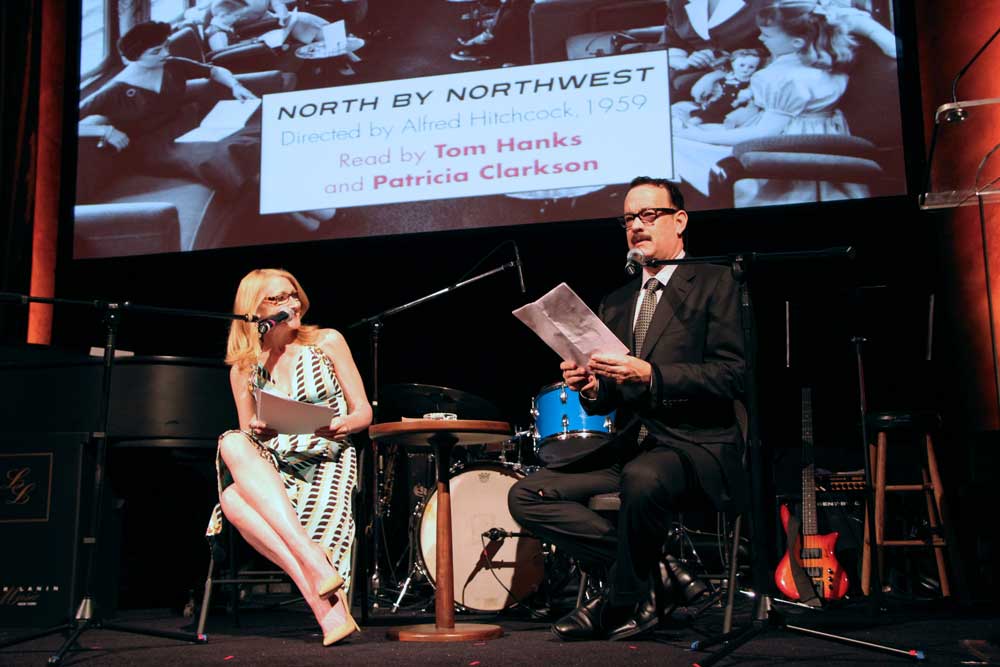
[774,388,850,601]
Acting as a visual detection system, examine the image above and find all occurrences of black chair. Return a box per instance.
[575,401,750,633]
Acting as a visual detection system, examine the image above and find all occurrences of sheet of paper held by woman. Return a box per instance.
[254,385,337,434]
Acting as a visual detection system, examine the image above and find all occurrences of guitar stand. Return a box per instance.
[690,593,925,666]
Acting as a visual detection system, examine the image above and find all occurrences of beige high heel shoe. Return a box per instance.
[317,571,344,600]
[322,589,360,646]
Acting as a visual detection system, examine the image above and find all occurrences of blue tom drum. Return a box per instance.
[532,382,615,466]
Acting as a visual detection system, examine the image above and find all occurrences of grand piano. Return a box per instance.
[0,344,236,624]
[0,344,236,441]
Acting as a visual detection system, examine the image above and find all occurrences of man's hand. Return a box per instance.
[589,353,652,386]
[560,360,598,397]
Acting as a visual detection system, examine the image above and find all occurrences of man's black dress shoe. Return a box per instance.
[606,588,659,641]
[653,558,678,619]
[665,555,709,604]
[551,594,606,641]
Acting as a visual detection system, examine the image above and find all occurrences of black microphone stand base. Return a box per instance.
[0,595,207,666]
[689,594,925,666]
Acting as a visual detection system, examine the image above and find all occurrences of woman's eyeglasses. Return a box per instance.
[619,207,678,229]
[262,291,300,306]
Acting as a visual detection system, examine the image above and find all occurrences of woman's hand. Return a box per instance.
[248,417,278,440]
[232,84,258,101]
[315,415,357,440]
[99,126,130,151]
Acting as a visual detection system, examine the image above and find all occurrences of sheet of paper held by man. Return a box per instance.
[175,98,261,143]
[255,385,335,434]
[513,282,629,369]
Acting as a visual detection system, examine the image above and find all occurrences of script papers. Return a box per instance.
[175,98,261,143]
[254,385,335,434]
[513,282,628,368]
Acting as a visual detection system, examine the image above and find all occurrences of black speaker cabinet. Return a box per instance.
[0,433,119,628]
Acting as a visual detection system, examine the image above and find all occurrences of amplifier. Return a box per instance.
[817,471,868,493]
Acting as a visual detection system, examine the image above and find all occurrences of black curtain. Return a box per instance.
[0,0,42,343]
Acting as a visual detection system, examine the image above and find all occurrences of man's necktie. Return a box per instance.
[634,277,660,443]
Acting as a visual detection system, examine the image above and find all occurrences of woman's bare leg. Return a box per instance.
[220,484,348,633]
[217,432,337,591]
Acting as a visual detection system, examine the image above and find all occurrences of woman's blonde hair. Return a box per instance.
[225,268,320,370]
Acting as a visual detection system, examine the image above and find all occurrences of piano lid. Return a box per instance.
[0,345,236,439]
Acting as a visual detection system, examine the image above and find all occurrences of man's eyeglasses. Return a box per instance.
[619,207,679,229]
[262,291,300,306]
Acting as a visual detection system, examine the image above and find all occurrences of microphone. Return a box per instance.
[946,23,1000,122]
[257,311,291,335]
[481,527,531,541]
[513,243,526,294]
[625,248,646,276]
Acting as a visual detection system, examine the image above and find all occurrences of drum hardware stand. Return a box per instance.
[347,243,522,622]
[501,428,535,468]
[0,292,256,664]
[630,250,923,665]
[389,453,438,614]
[391,524,432,614]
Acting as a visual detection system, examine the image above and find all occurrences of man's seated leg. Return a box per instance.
[507,460,619,641]
[507,462,619,569]
[603,447,697,641]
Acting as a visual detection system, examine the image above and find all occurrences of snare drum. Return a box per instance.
[415,462,544,612]
[532,382,615,466]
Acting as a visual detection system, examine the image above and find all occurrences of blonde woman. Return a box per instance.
[206,268,371,645]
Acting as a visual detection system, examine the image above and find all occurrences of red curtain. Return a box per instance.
[918,1,1000,430]
[28,0,66,344]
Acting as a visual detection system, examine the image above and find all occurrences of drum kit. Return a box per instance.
[372,382,617,614]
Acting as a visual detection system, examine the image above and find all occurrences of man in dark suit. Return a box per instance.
[508,176,747,641]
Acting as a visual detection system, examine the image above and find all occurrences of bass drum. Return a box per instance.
[416,462,544,612]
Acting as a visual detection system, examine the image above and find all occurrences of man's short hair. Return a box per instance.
[627,177,686,212]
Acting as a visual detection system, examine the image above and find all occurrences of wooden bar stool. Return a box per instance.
[861,411,951,597]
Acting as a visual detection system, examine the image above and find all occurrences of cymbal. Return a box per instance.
[378,383,502,422]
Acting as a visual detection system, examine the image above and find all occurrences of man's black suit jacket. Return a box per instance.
[584,261,748,511]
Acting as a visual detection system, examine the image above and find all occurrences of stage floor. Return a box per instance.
[2,599,997,665]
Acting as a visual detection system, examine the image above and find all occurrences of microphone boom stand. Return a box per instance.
[632,249,924,664]
[346,259,520,623]
[0,292,257,665]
